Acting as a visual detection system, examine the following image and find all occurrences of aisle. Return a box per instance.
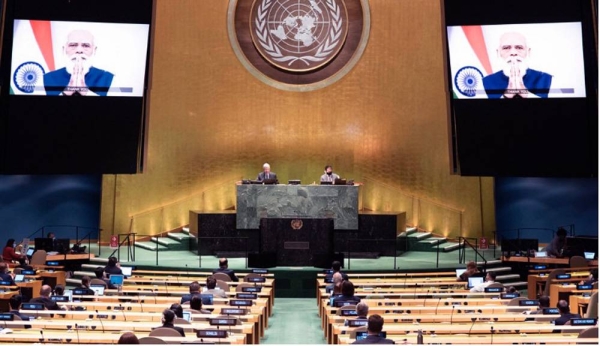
[262,298,326,344]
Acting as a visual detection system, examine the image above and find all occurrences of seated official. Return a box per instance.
[326,261,349,281]
[2,239,24,263]
[352,314,395,344]
[202,276,227,298]
[545,228,567,258]
[553,300,581,332]
[30,285,63,310]
[581,268,598,286]
[356,302,369,320]
[0,262,15,285]
[257,162,277,182]
[180,281,201,304]
[9,295,32,323]
[159,309,185,336]
[213,258,239,282]
[320,165,340,183]
[333,281,361,306]
[118,332,140,344]
[525,295,550,315]
[170,303,184,318]
[95,267,117,289]
[327,272,344,295]
[104,256,123,277]
[470,272,498,293]
[189,295,212,314]
[458,261,480,282]
[15,258,34,272]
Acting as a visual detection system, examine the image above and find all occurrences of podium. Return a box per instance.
[259,218,334,267]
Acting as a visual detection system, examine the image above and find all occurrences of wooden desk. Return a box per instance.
[16,279,42,298]
[549,283,595,307]
[503,256,598,266]
[338,333,598,344]
[39,270,67,287]
[46,253,95,261]
[527,271,591,299]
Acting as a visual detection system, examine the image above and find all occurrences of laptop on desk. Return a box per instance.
[467,276,484,289]
[534,251,548,258]
[13,274,25,283]
[455,269,467,278]
[334,178,347,185]
[262,178,278,185]
[584,252,595,260]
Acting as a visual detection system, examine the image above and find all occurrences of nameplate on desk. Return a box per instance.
[570,318,597,326]
[556,274,571,279]
[241,286,262,293]
[533,265,547,270]
[334,300,359,307]
[251,269,268,274]
[220,308,247,315]
[246,276,266,283]
[46,261,59,266]
[501,293,519,299]
[484,287,503,293]
[341,309,358,316]
[542,308,559,315]
[236,293,257,300]
[284,241,309,250]
[0,313,14,321]
[209,318,237,326]
[323,269,334,274]
[229,299,253,306]
[519,300,538,306]
[0,281,12,286]
[324,277,334,283]
[196,330,228,338]
[51,296,69,302]
[22,303,44,310]
[347,319,368,327]
[577,284,593,290]
[21,270,36,275]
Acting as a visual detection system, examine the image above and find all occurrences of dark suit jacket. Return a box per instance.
[43,67,114,96]
[554,313,581,326]
[0,272,15,285]
[104,266,123,277]
[161,322,185,337]
[482,68,552,99]
[352,335,395,344]
[213,268,239,282]
[180,293,200,304]
[29,296,62,310]
[257,172,278,182]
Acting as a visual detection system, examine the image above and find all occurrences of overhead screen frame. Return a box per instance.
[0,0,155,174]
[443,0,598,177]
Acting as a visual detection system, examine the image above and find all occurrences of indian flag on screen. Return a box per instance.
[10,20,56,95]
[447,26,493,99]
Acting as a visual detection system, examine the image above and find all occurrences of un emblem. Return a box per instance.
[228,0,370,91]
[251,0,348,72]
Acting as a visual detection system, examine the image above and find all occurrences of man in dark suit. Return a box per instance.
[29,285,63,310]
[9,295,32,323]
[159,309,185,336]
[94,267,116,289]
[326,261,349,281]
[352,314,394,344]
[213,258,239,282]
[553,300,581,332]
[257,163,278,182]
[180,281,201,304]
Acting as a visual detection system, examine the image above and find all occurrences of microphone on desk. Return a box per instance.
[96,310,105,333]
[450,305,455,325]
[468,317,477,336]
[422,289,430,307]
[137,292,144,312]
[75,323,81,344]
[151,289,157,305]
[434,297,442,315]
[39,330,45,343]
[119,304,127,321]
[490,326,494,344]
[164,281,169,294]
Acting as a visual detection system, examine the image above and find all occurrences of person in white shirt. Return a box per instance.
[470,271,497,293]
[320,165,340,183]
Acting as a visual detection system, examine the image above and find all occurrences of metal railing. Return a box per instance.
[458,236,488,272]
[110,233,136,262]
[26,225,102,256]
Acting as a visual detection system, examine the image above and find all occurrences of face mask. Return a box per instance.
[327,172,332,175]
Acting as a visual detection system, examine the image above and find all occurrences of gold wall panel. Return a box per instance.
[100,0,496,242]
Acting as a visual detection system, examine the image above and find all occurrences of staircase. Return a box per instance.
[134,229,194,252]
[398,228,464,253]
[478,259,527,290]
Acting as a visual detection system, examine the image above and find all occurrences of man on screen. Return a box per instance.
[483,32,552,99]
[43,29,114,96]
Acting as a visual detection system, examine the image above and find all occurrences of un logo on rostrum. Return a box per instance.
[251,0,348,71]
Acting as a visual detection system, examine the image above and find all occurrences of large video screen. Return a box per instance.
[0,0,154,174]
[444,0,597,177]
[447,22,586,99]
[11,20,149,97]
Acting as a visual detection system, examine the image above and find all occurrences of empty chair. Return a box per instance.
[336,304,357,316]
[173,317,191,325]
[90,278,108,288]
[578,326,598,338]
[149,328,184,337]
[138,336,167,344]
[212,272,232,282]
[543,269,566,297]
[243,273,262,282]
[584,291,598,319]
[570,256,588,268]
[216,279,230,292]
[30,249,47,266]
[235,283,253,292]
[507,297,529,313]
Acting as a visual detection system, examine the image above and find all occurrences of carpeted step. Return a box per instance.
[182,227,190,235]
[496,273,521,281]
[486,266,513,274]
[398,227,418,237]
[501,281,527,289]
[442,242,463,252]
[168,232,192,241]
[418,237,447,246]
[134,241,169,251]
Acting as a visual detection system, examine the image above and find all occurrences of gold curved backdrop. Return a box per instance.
[100,0,495,242]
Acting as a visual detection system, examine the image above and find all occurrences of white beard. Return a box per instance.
[501,57,529,78]
[65,54,93,75]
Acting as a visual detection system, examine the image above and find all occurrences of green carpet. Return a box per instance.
[262,298,326,344]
